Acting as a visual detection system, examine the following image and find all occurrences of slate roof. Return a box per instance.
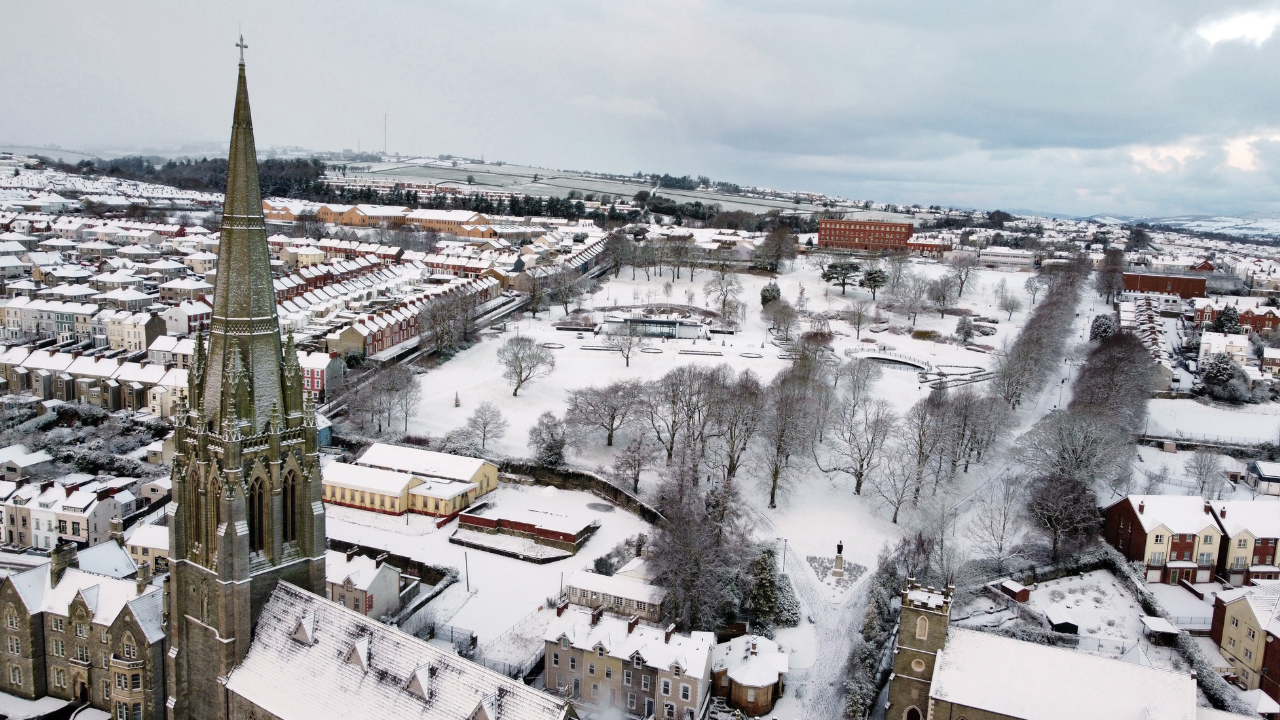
[224,582,571,720]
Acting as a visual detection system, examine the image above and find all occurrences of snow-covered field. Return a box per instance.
[1146,398,1280,442]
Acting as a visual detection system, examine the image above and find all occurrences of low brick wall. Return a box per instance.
[499,460,664,525]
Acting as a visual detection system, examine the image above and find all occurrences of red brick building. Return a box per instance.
[818,219,914,253]
[1103,495,1222,584]
[1192,298,1280,332]
[1123,272,1207,300]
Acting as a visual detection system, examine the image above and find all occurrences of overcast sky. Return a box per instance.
[5,1,1280,218]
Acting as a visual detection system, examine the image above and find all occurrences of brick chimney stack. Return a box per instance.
[664,623,675,644]
[557,600,568,617]
[1138,501,1145,514]
[109,517,124,547]
[591,606,604,626]
[50,542,78,588]
[627,614,639,634]
[136,561,152,595]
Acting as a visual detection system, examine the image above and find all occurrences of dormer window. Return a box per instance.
[672,666,681,678]
[597,647,604,658]
[560,638,568,650]
[633,656,642,668]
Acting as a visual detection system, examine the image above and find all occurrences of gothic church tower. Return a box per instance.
[166,45,326,720]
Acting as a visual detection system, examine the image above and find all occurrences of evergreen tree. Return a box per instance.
[1089,314,1117,341]
[860,268,887,300]
[761,281,781,308]
[1213,306,1242,334]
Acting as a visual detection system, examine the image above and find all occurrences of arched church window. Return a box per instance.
[282,472,298,543]
[247,478,265,553]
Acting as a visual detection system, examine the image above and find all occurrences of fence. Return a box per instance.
[475,651,542,680]
[1058,635,1134,656]
[427,622,477,651]
[843,347,933,371]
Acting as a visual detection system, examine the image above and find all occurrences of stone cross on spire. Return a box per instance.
[236,34,247,64]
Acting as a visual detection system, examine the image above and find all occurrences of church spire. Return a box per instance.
[201,47,284,427]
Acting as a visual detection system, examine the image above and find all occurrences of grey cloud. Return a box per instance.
[2,0,1279,216]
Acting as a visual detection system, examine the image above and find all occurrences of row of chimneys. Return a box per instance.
[556,600,676,643]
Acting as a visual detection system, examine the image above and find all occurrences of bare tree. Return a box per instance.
[525,275,547,318]
[565,380,642,446]
[835,357,881,402]
[948,254,979,296]
[846,299,871,340]
[606,325,647,367]
[999,293,1023,320]
[1024,275,1045,304]
[643,369,686,464]
[386,365,422,431]
[1025,474,1099,562]
[420,297,456,353]
[893,272,930,326]
[703,272,743,318]
[899,392,947,503]
[464,401,509,449]
[612,436,657,493]
[754,226,797,273]
[758,374,814,508]
[1185,449,1227,500]
[766,301,799,341]
[497,336,556,396]
[706,369,764,483]
[926,274,959,319]
[885,252,910,293]
[872,446,916,523]
[550,271,581,316]
[965,474,1026,571]
[815,396,896,494]
[1016,410,1131,493]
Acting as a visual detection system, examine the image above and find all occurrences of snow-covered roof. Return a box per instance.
[224,582,568,720]
[712,635,789,688]
[78,542,137,579]
[930,628,1196,720]
[356,443,490,483]
[125,523,169,553]
[8,562,162,634]
[1209,500,1280,539]
[616,557,656,583]
[1217,583,1280,637]
[325,550,395,592]
[321,462,415,497]
[544,606,714,679]
[1111,495,1219,535]
[566,570,666,606]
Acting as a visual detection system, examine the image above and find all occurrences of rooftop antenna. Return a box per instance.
[236,29,247,64]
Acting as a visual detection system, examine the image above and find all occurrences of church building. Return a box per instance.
[885,579,1202,720]
[165,42,575,720]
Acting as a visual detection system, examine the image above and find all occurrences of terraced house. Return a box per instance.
[1103,495,1222,584]
[0,543,164,719]
[1211,582,1280,702]
[544,605,714,719]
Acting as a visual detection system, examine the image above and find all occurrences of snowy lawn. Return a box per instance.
[1144,583,1214,625]
[1027,570,1146,652]
[1146,398,1280,442]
